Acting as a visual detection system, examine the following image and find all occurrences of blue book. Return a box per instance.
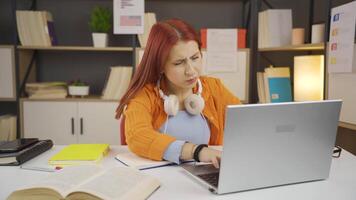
[265,67,292,103]
[268,77,292,102]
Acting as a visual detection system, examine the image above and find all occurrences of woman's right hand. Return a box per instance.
[198,147,222,168]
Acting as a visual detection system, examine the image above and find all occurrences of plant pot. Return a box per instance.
[92,33,108,47]
[68,86,90,97]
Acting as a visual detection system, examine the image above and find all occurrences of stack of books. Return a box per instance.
[16,10,57,46]
[0,115,17,141]
[25,82,67,99]
[0,139,53,166]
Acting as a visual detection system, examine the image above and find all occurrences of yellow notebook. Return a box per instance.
[49,144,110,167]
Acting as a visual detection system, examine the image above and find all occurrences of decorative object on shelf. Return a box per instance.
[311,23,325,44]
[68,80,90,97]
[294,55,324,101]
[291,28,305,45]
[89,6,112,48]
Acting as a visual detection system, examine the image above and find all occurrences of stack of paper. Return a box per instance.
[101,66,133,100]
[26,82,67,99]
[258,9,292,48]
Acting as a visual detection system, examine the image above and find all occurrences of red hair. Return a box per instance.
[116,19,201,119]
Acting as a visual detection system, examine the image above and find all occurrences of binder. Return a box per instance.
[0,140,53,166]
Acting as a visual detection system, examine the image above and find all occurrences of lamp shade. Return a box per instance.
[294,55,324,101]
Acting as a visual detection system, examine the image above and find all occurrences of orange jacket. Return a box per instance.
[123,76,241,160]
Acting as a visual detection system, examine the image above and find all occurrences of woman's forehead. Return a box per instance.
[169,40,199,60]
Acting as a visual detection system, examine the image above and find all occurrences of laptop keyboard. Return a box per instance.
[197,172,219,188]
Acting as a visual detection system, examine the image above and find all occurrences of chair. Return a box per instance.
[120,116,127,145]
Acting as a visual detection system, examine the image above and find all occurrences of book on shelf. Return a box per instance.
[258,9,292,48]
[256,72,266,103]
[0,140,53,166]
[138,12,157,47]
[0,46,16,99]
[101,66,133,100]
[115,149,173,170]
[7,165,161,200]
[26,82,67,99]
[264,66,292,103]
[200,28,247,49]
[49,144,110,167]
[0,115,17,142]
[16,10,57,46]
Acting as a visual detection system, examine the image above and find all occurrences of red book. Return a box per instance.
[200,28,246,49]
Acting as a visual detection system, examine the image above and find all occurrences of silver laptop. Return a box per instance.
[181,100,342,194]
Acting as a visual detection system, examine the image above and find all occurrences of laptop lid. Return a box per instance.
[218,100,342,194]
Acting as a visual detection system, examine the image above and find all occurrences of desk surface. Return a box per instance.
[1,146,356,200]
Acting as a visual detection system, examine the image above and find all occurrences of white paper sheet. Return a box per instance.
[206,51,238,72]
[328,1,356,73]
[207,29,237,52]
[113,0,144,34]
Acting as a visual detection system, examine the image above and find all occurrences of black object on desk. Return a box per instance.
[0,138,39,153]
[0,139,53,166]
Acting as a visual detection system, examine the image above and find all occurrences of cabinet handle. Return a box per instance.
[80,118,83,135]
[71,118,74,135]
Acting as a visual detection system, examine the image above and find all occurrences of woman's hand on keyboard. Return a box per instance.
[199,147,222,168]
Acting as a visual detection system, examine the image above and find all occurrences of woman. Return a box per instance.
[116,19,240,168]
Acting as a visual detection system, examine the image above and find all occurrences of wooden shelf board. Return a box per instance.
[259,43,324,52]
[17,45,133,52]
[20,96,119,102]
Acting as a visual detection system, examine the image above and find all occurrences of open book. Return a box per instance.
[7,165,160,200]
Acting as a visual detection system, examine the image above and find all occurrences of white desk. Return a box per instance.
[1,146,356,200]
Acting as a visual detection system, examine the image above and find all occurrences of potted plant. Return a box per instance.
[89,6,112,47]
[68,80,90,97]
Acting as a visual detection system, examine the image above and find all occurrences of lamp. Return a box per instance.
[294,55,324,101]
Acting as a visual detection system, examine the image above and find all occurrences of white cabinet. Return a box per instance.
[22,100,120,145]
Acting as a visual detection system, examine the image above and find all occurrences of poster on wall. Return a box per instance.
[113,0,144,34]
[328,1,356,73]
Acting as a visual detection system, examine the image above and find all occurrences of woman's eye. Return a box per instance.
[192,56,199,60]
[173,62,182,66]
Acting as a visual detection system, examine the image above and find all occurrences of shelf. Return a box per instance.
[17,45,134,52]
[20,96,119,102]
[258,43,324,52]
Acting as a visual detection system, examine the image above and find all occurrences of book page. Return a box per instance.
[69,167,160,200]
[20,165,102,197]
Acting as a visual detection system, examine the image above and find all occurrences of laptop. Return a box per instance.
[181,100,342,194]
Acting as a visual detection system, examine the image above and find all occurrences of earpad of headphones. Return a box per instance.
[184,94,205,115]
[164,95,179,116]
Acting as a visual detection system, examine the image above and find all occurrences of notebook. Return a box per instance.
[49,144,109,167]
[115,148,173,170]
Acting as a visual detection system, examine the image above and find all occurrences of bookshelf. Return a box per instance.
[249,0,331,103]
[17,46,134,52]
[258,43,324,52]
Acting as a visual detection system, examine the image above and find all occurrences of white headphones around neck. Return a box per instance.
[157,77,205,116]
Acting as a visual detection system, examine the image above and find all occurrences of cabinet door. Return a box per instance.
[23,101,77,144]
[77,102,120,145]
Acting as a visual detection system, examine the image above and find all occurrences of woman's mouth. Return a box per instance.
[186,77,197,84]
